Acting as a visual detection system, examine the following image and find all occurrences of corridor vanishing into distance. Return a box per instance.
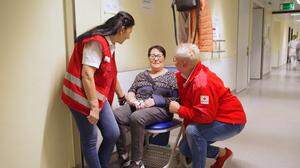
[222,64,300,168]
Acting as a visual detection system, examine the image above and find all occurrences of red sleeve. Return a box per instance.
[178,84,217,124]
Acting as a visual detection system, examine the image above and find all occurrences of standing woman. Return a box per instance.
[61,11,134,168]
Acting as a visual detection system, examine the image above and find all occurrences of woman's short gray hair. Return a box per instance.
[175,43,200,61]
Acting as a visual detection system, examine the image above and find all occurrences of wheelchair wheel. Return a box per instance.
[179,153,192,168]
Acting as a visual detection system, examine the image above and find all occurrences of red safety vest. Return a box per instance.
[61,35,117,116]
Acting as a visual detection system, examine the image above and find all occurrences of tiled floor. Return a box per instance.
[110,64,300,168]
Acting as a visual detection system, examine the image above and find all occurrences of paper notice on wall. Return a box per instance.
[142,0,153,10]
[103,0,120,14]
[212,16,221,40]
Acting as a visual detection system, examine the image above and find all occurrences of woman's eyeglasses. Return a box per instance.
[149,54,163,59]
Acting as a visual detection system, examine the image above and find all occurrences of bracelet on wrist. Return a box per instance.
[118,96,126,105]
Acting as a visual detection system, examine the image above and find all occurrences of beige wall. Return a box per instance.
[279,16,290,66]
[271,20,281,67]
[0,0,74,168]
[75,0,102,36]
[248,0,254,65]
[209,0,238,59]
[74,0,176,71]
[74,0,239,69]
[262,9,272,75]
[249,1,277,73]
[117,0,176,71]
[270,14,290,67]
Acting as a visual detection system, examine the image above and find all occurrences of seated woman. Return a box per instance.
[113,45,178,168]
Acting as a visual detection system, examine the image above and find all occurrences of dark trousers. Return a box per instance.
[113,104,172,161]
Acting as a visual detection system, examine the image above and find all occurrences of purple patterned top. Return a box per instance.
[128,70,178,109]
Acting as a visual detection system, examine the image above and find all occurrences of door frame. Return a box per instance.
[236,0,251,92]
[63,0,83,167]
[250,5,265,80]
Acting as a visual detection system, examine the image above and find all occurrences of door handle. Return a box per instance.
[246,47,249,57]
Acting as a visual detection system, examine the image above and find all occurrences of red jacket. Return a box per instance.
[61,35,117,115]
[176,62,246,126]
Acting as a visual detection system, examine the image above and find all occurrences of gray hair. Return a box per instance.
[175,43,200,61]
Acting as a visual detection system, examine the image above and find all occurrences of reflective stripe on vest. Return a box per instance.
[63,85,89,107]
[64,72,106,102]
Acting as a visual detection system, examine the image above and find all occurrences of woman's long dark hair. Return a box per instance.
[75,11,135,42]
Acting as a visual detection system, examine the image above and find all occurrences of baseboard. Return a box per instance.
[262,71,271,78]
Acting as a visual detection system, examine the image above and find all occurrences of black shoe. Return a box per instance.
[185,156,192,164]
[127,161,145,168]
[119,156,131,168]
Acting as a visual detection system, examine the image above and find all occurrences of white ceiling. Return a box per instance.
[265,0,300,11]
[259,0,300,25]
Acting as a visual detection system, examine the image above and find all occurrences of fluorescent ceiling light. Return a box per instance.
[296,20,300,22]
[297,0,300,4]
[291,13,300,16]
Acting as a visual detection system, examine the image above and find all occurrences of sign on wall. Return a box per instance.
[280,2,295,11]
[142,0,153,10]
[101,0,120,22]
[103,0,120,14]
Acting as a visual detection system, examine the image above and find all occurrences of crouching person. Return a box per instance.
[169,43,247,168]
[113,45,178,168]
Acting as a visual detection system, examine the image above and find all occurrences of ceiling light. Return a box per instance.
[297,0,300,5]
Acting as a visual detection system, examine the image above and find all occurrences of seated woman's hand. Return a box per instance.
[136,102,145,109]
[169,101,180,114]
[134,100,145,109]
[127,98,144,109]
[144,98,155,108]
[127,98,137,106]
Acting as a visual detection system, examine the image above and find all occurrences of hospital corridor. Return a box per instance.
[212,65,300,168]
[1,0,300,168]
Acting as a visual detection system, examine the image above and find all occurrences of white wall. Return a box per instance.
[209,0,238,60]
[279,19,289,66]
[250,5,273,78]
[75,0,102,35]
[251,8,263,79]
[262,9,272,75]
[74,0,177,71]
[73,0,238,90]
[236,0,251,92]
[274,15,290,67]
[270,14,289,68]
[205,0,238,89]
[117,0,176,71]
[203,58,237,90]
[271,20,281,68]
[0,0,74,168]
